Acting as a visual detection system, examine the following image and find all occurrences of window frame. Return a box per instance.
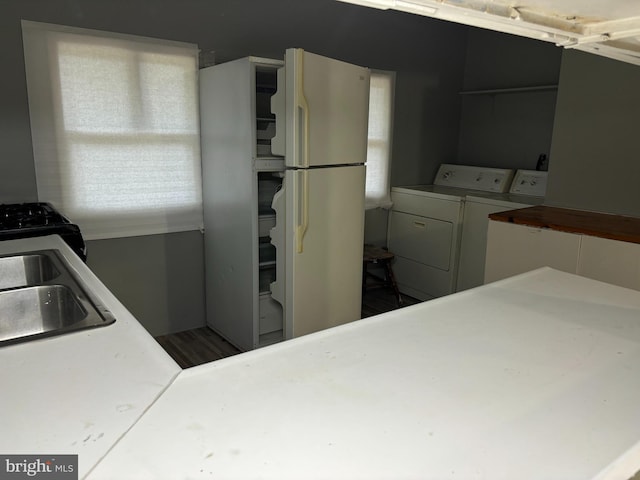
[21,20,203,240]
[365,69,395,210]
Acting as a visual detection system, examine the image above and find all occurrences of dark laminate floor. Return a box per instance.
[155,288,420,369]
[155,326,241,369]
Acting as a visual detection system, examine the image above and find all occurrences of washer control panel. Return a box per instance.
[509,170,548,196]
[433,164,515,193]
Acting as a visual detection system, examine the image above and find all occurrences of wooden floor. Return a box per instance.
[155,326,241,369]
[155,288,420,369]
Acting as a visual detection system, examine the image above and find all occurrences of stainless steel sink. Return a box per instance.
[0,253,60,290]
[0,285,87,342]
[0,250,115,346]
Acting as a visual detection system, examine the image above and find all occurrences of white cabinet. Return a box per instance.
[485,215,640,291]
[200,57,284,351]
[484,221,581,283]
[577,236,640,291]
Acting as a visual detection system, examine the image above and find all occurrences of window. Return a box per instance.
[22,21,203,240]
[366,70,395,209]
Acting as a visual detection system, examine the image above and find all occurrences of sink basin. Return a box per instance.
[0,254,60,290]
[0,285,87,342]
[0,249,115,346]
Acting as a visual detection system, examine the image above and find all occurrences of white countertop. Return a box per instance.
[88,267,640,480]
[0,235,181,478]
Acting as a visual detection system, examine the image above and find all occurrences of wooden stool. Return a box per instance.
[362,244,403,306]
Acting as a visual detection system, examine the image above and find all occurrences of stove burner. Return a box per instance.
[0,203,69,230]
[0,202,87,261]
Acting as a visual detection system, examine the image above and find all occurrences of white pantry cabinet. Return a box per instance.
[485,206,640,291]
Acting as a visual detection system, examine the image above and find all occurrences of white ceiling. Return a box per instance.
[337,0,640,66]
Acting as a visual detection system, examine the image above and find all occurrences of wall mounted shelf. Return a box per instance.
[459,85,558,95]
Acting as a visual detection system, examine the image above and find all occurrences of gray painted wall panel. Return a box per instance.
[86,231,205,337]
[457,29,561,171]
[546,50,640,217]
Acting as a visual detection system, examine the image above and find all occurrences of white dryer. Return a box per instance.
[456,169,548,292]
[388,164,515,301]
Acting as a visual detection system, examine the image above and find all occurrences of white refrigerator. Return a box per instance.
[200,49,369,350]
[270,49,370,339]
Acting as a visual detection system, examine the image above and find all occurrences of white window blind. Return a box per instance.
[22,21,203,240]
[366,70,395,210]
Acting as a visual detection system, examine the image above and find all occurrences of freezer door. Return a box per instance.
[272,49,370,168]
[277,164,365,339]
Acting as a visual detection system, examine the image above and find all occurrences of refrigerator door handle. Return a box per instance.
[295,170,309,253]
[295,49,310,169]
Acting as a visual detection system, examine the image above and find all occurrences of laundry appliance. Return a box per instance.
[456,169,548,291]
[388,164,515,300]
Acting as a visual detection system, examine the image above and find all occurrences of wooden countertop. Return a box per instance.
[489,205,640,244]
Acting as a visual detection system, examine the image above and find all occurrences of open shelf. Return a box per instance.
[459,85,558,95]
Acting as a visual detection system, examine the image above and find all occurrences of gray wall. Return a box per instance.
[366,29,562,248]
[457,31,640,220]
[86,232,205,336]
[456,29,562,170]
[0,0,467,334]
[545,50,640,217]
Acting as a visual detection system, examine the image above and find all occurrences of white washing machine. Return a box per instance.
[388,164,515,301]
[456,169,548,292]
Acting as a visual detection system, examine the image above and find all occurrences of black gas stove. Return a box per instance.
[0,202,87,261]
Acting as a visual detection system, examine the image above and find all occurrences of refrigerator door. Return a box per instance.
[273,164,365,339]
[271,49,370,168]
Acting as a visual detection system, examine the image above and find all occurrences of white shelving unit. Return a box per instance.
[200,56,285,351]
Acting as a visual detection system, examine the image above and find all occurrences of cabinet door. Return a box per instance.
[484,221,581,283]
[577,236,640,291]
